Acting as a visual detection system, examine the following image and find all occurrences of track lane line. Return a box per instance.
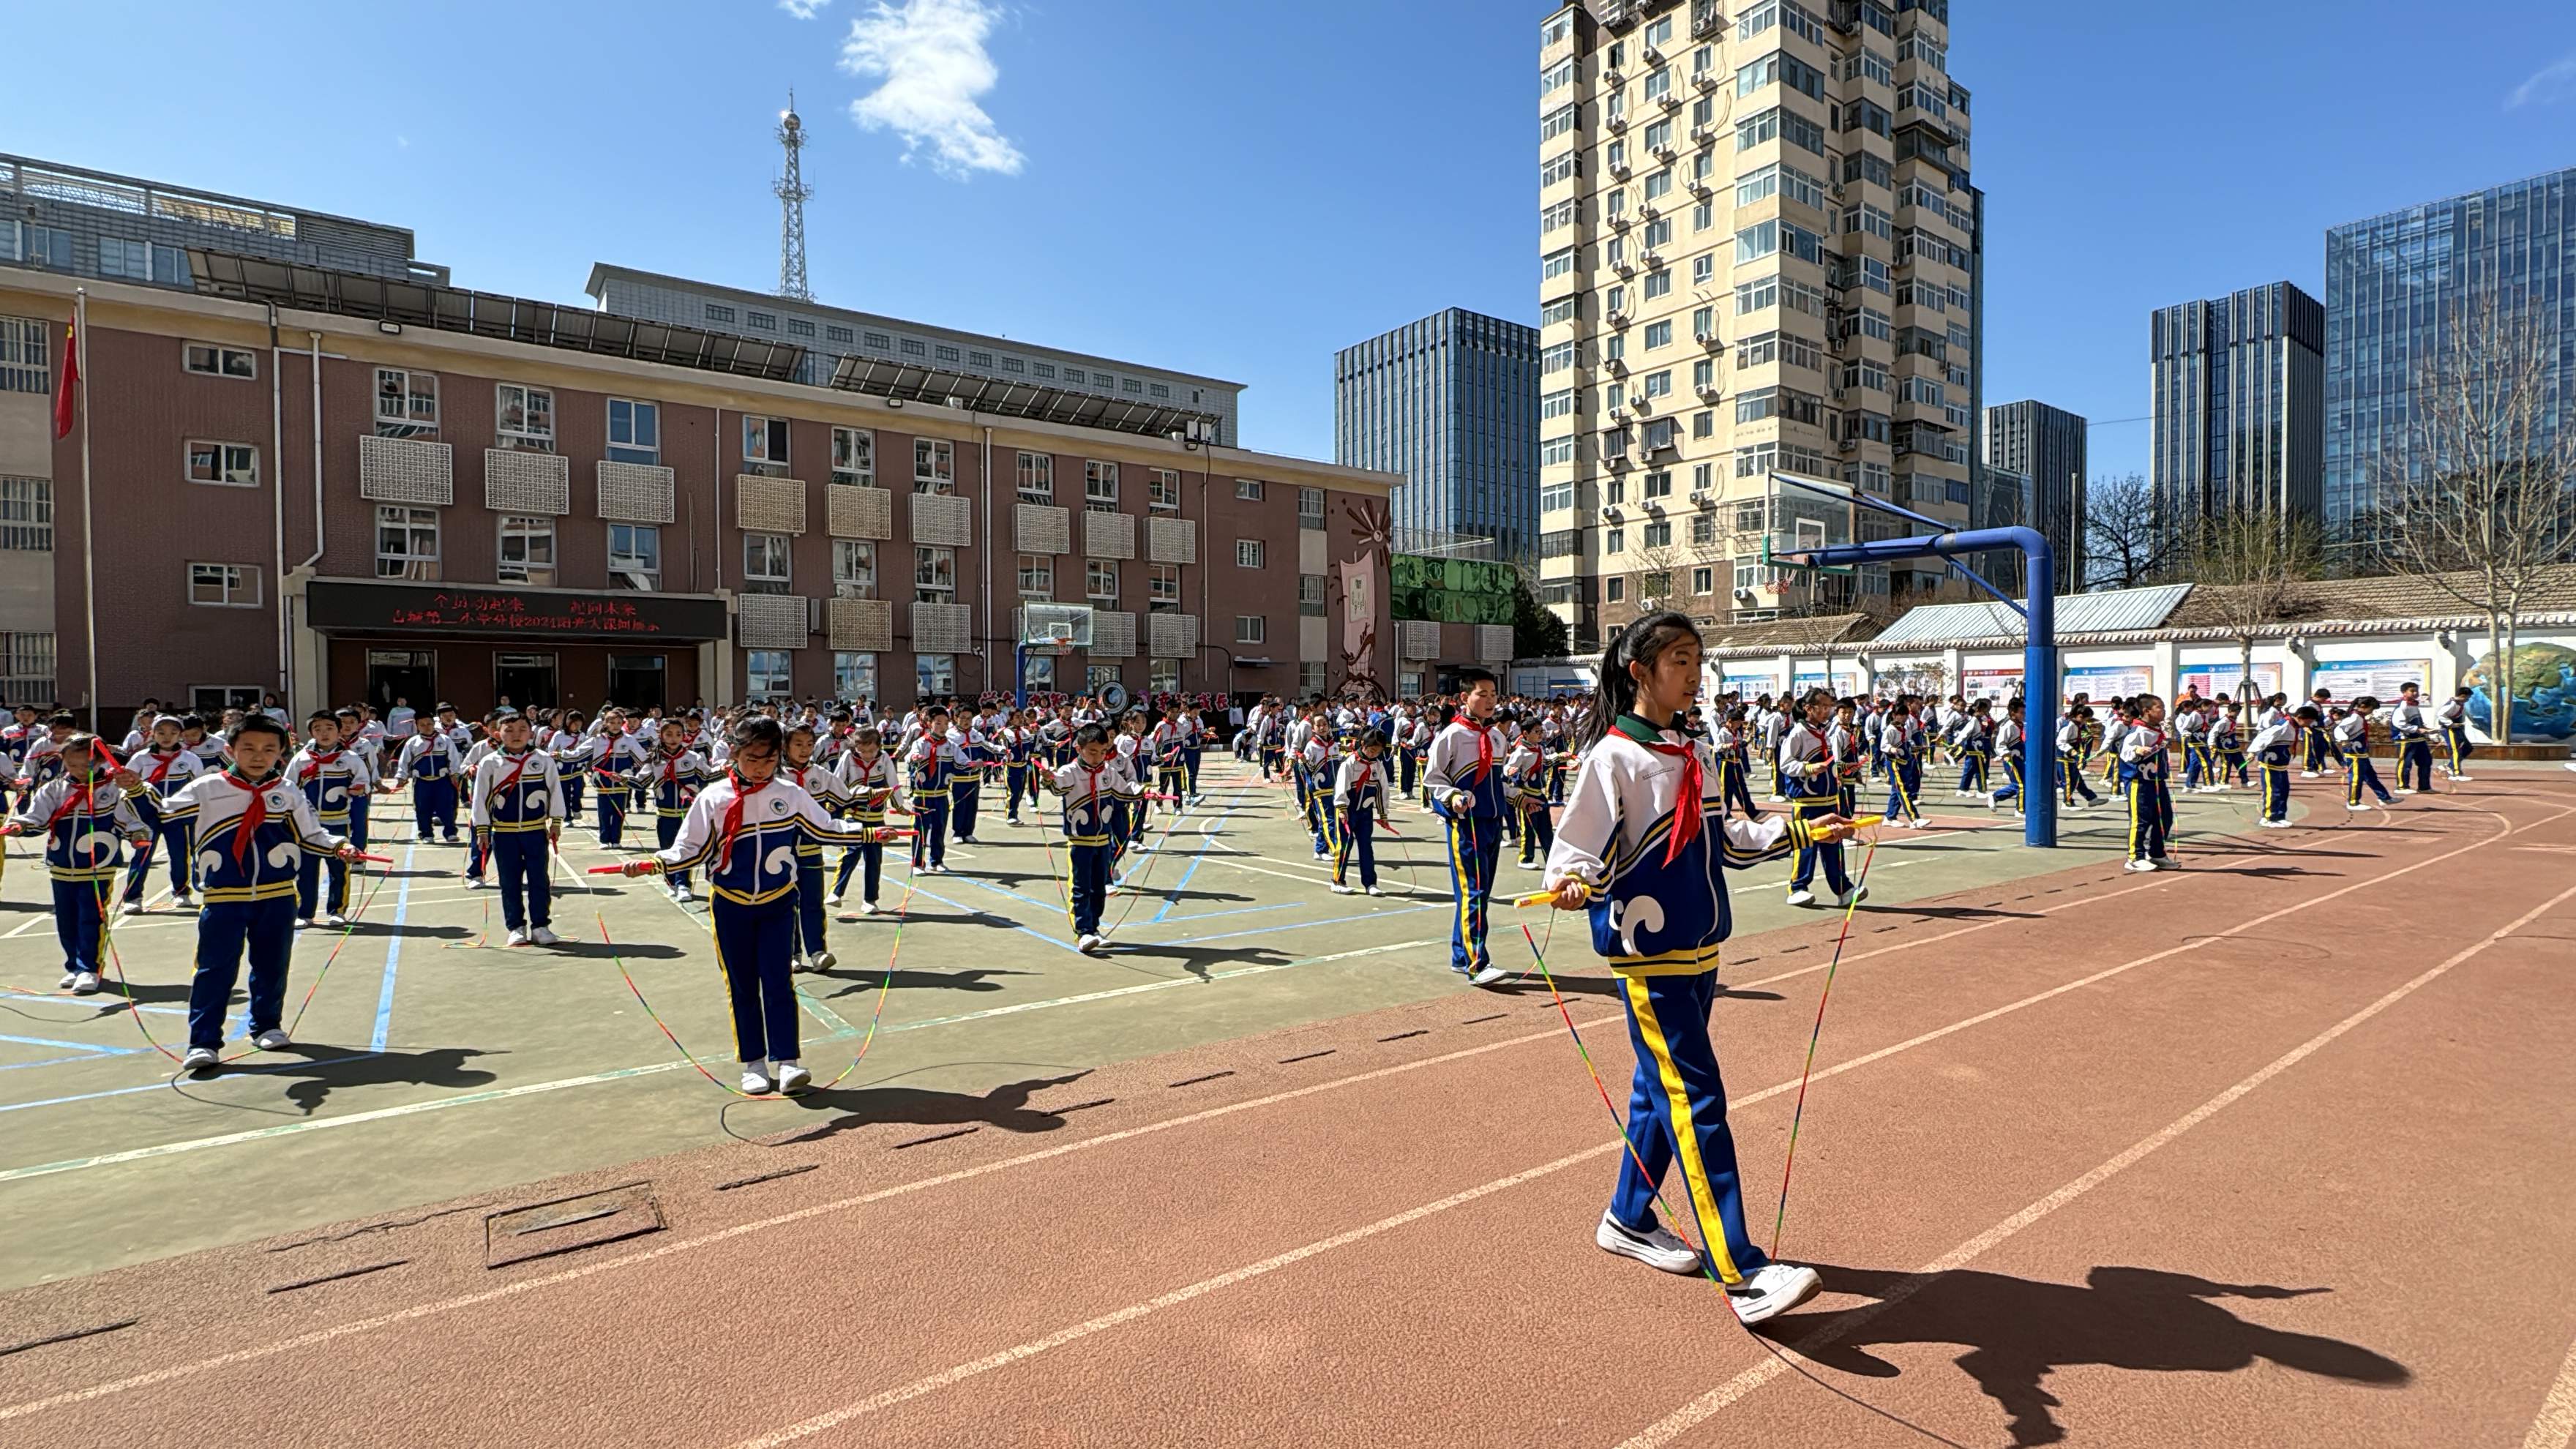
[2526,1331,2576,1449]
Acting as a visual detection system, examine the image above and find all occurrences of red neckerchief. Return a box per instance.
[299,748,340,785]
[1081,761,1104,812]
[145,749,181,785]
[660,751,682,789]
[1452,714,1493,779]
[1613,714,1702,866]
[716,773,768,865]
[489,750,533,812]
[224,770,269,869]
[42,771,102,836]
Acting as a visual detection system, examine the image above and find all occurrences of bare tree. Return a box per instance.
[2083,471,2176,590]
[2379,296,2576,742]
[2178,506,2324,704]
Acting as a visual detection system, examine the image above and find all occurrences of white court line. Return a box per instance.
[1616,875,2576,1449]
[2527,1333,2576,1449]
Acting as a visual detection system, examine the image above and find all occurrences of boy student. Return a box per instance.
[1779,689,1865,908]
[162,718,362,1070]
[469,713,566,947]
[390,708,465,845]
[4,735,151,995]
[831,726,900,913]
[1880,695,1927,828]
[2212,701,2249,788]
[2438,686,2476,782]
[903,704,960,873]
[2336,697,2399,811]
[1505,725,1554,869]
[1712,706,1761,819]
[2057,703,2103,810]
[2116,694,2176,871]
[2246,705,2313,828]
[1295,716,1336,858]
[1427,667,1512,986]
[1543,611,1853,1325]
[2299,687,2339,776]
[337,706,381,853]
[1330,728,1396,895]
[1952,698,1993,798]
[780,725,853,971]
[1042,723,1147,954]
[1986,699,2024,815]
[119,714,205,914]
[2387,682,2436,795]
[288,711,374,929]
[633,719,711,903]
[621,716,884,1095]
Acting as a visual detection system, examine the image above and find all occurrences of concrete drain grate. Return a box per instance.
[484,1182,663,1269]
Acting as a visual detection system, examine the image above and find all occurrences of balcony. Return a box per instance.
[1014,501,1070,554]
[597,460,675,524]
[825,481,894,539]
[1147,515,1198,565]
[1084,509,1137,560]
[359,435,453,506]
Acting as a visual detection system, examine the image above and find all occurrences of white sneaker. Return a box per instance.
[675,886,696,903]
[2348,803,2374,812]
[57,970,77,989]
[1784,888,1817,907]
[859,901,880,916]
[790,954,813,974]
[1516,859,1543,870]
[2299,770,2318,779]
[1596,1210,1702,1275]
[1330,883,1355,895]
[173,891,195,910]
[824,892,842,907]
[809,949,836,970]
[506,928,531,947]
[118,901,144,918]
[183,1046,219,1072]
[296,916,315,931]
[2392,788,2415,797]
[2124,859,2159,872]
[1835,884,1868,907]
[319,913,345,929]
[1077,932,1104,954]
[2258,817,2294,828]
[1728,1262,1824,1325]
[252,1028,290,1051]
[774,1060,812,1094]
[71,970,100,995]
[740,1068,774,1096]
[1469,964,1513,986]
[466,877,490,891]
[1366,886,1386,896]
[530,926,559,946]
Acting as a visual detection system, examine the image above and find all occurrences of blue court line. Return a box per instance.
[891,880,1084,956]
[0,989,184,1015]
[1150,898,1315,927]
[0,1054,105,1073]
[0,1032,149,1056]
[1156,902,1446,950]
[0,1053,377,1115]
[370,842,418,1052]
[1149,794,1245,924]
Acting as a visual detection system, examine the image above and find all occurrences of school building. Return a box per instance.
[0,255,1404,722]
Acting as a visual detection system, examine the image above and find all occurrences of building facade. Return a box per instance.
[0,153,442,291]
[2148,280,2324,542]
[1982,397,2086,594]
[2324,165,2576,563]
[587,264,1243,446]
[2,262,1396,721]
[1333,308,1540,564]
[1535,0,1982,651]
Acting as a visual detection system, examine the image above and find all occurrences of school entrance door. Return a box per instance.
[367,650,436,716]
[606,653,667,712]
[494,652,558,711]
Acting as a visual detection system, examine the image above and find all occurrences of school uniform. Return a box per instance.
[119,744,203,907]
[1880,716,1925,823]
[2387,698,2435,793]
[2117,724,2175,864]
[1331,752,1392,890]
[832,749,897,905]
[1425,714,1508,977]
[1503,741,1552,867]
[1778,722,1855,902]
[571,730,647,846]
[345,731,385,850]
[2212,715,2248,786]
[1985,718,2022,812]
[459,739,498,880]
[10,774,149,980]
[550,727,588,816]
[2437,696,2474,779]
[1000,727,1038,823]
[2302,703,2338,774]
[2248,718,2297,825]
[632,748,711,892]
[174,771,344,1049]
[1952,714,1991,796]
[1547,716,1819,1289]
[1177,711,1207,800]
[1051,756,1139,943]
[468,747,564,936]
[286,744,374,920]
[2338,713,2395,806]
[395,731,465,842]
[950,724,990,843]
[905,731,962,870]
[2056,717,2103,806]
[782,763,852,964]
[2177,713,2209,791]
[1827,720,1864,818]
[1150,719,1191,806]
[1295,736,1335,858]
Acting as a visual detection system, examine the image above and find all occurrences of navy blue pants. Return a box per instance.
[1006,765,1033,820]
[911,797,948,868]
[348,797,371,852]
[490,830,550,930]
[1884,759,1924,823]
[412,776,458,839]
[1517,800,1554,866]
[1337,810,1379,888]
[1443,814,1502,973]
[297,850,349,918]
[1721,761,1758,817]
[52,877,112,972]
[2397,739,2433,793]
[188,894,296,1049]
[795,854,828,956]
[1183,749,1203,797]
[834,839,883,904]
[1067,840,1112,935]
[2126,779,2174,860]
[596,785,629,847]
[714,895,798,1063]
[2261,762,2291,822]
[656,814,693,889]
[1788,798,1852,894]
[1612,969,1769,1287]
[952,782,981,842]
[121,808,193,904]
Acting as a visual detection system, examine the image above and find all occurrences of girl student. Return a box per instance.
[1541,612,1854,1325]
[829,724,902,913]
[631,717,711,904]
[619,716,888,1096]
[780,724,855,971]
[1330,727,1397,896]
[1037,722,1147,955]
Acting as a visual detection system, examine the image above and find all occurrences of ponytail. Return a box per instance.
[1577,610,1699,752]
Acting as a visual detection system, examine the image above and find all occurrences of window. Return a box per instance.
[864,331,892,351]
[1541,435,1577,467]
[375,506,439,580]
[1298,487,1325,529]
[745,650,792,697]
[1149,383,1169,400]
[1235,539,1265,569]
[1542,341,1577,374]
[1298,574,1326,616]
[185,441,258,487]
[1542,247,1577,282]
[1085,460,1119,512]
[1147,658,1179,693]
[1148,468,1181,512]
[1019,554,1054,599]
[833,539,876,599]
[705,304,738,324]
[915,545,956,602]
[1644,521,1673,548]
[1087,560,1119,606]
[188,562,261,607]
[1235,478,1265,501]
[97,237,150,279]
[787,318,816,338]
[1235,615,1266,645]
[0,477,50,551]
[1643,370,1674,398]
[1644,321,1673,351]
[831,427,875,487]
[1644,270,1673,300]
[1606,577,1627,603]
[1033,362,1057,379]
[833,651,877,699]
[1541,198,1578,234]
[1540,102,1580,143]
[375,369,438,438]
[1607,528,1625,554]
[183,342,257,379]
[1018,451,1055,501]
[744,415,791,473]
[1148,562,1180,612]
[916,654,957,697]
[1000,356,1025,373]
[1540,296,1580,327]
[0,317,46,394]
[913,438,954,493]
[495,383,554,451]
[1299,662,1326,696]
[1541,150,1581,188]
[1122,379,1144,395]
[968,350,993,369]
[1736,160,1828,211]
[934,344,961,364]
[746,311,776,332]
[608,523,661,591]
[607,399,659,464]
[498,516,556,585]
[742,533,792,594]
[824,324,855,345]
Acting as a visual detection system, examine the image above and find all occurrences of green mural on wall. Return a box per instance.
[1390,554,1516,626]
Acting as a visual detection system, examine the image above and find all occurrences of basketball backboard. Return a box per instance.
[1759,471,1859,574]
[1018,602,1095,654]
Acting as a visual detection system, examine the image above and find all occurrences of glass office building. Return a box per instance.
[1333,308,1540,564]
[2324,165,2576,561]
[2149,282,2324,547]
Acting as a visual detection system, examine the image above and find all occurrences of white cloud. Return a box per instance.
[779,0,831,18]
[2506,52,2576,108]
[838,0,1024,179]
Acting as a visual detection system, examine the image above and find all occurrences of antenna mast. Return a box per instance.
[775,91,813,301]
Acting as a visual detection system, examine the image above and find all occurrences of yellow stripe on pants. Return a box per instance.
[1624,975,1743,1285]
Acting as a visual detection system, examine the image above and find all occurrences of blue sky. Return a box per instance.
[14,0,2574,479]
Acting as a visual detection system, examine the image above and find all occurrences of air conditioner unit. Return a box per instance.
[1606,310,1630,328]
[1691,124,1715,145]
[1610,160,1633,179]
[1604,67,1625,86]
[1641,252,1665,268]
[1614,259,1637,277]
[1688,489,1711,504]
[1660,94,1683,112]
[1608,113,1629,131]
[1698,383,1722,401]
[1833,182,1847,200]
[1693,327,1715,343]
[1734,587,1756,600]
[1604,504,1625,521]
[1840,438,1860,453]
[1639,203,1660,221]
[1690,179,1712,198]
[1641,43,1663,63]
[1611,212,1632,230]
[1695,72,1717,91]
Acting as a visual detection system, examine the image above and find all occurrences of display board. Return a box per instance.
[2063,664,2153,702]
[1961,667,2024,703]
[2178,662,2283,700]
[2311,657,2430,703]
[1389,554,1515,626]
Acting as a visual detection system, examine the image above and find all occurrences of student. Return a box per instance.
[469,713,565,947]
[390,708,465,846]
[1043,723,1144,954]
[2299,688,2337,776]
[573,710,646,848]
[1543,611,1849,1325]
[949,710,989,845]
[288,711,374,929]
[119,714,204,914]
[1426,667,1512,985]
[2211,702,2249,790]
[2246,705,2313,828]
[1505,725,1554,869]
[4,735,150,995]
[1880,696,1926,828]
[780,724,852,971]
[1985,700,2023,815]
[904,705,959,873]
[2057,704,2103,810]
[1000,710,1039,825]
[2337,696,2398,810]
[1712,706,1761,819]
[2387,683,2435,795]
[1295,716,1336,858]
[2437,686,2476,782]
[555,710,591,819]
[1177,703,1208,804]
[831,727,899,913]
[623,716,884,1093]
[632,719,710,903]
[1779,689,1863,907]
[1330,728,1396,895]
[2116,694,2176,870]
[1953,699,1993,799]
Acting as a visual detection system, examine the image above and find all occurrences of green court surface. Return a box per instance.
[0,757,2307,1289]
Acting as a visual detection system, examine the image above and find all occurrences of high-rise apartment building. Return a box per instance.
[1535,0,1982,649]
[2148,281,2324,544]
[1333,308,1540,563]
[1983,398,2086,594]
[2324,165,2576,562]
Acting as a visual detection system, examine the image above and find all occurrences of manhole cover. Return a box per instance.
[484,1182,662,1269]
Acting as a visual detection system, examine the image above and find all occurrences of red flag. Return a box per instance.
[50,321,77,441]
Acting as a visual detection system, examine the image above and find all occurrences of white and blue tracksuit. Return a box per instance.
[10,774,148,975]
[1426,717,1509,975]
[171,771,343,1050]
[468,749,564,932]
[120,746,203,904]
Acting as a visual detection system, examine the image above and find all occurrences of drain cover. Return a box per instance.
[484,1182,662,1269]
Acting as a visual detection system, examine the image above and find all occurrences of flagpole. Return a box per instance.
[75,289,97,734]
